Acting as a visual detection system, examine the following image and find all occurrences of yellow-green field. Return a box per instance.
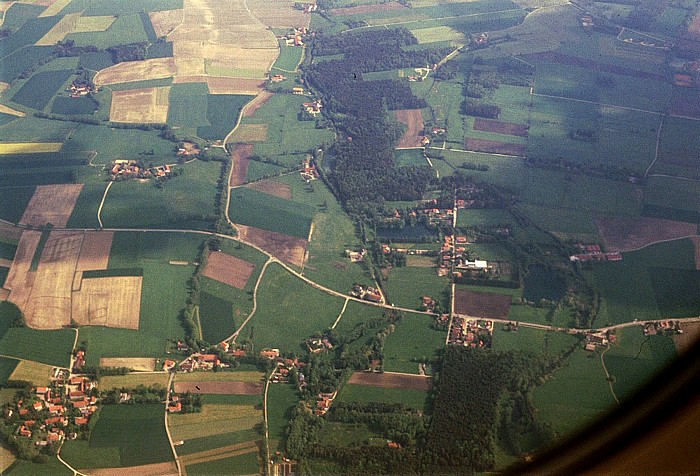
[175,371,263,383]
[0,445,16,474]
[36,12,81,45]
[410,25,467,44]
[74,15,116,33]
[0,143,63,154]
[99,372,170,390]
[169,404,262,441]
[231,124,269,142]
[8,360,54,386]
[39,0,73,18]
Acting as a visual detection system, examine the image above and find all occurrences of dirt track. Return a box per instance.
[229,144,254,187]
[347,371,431,391]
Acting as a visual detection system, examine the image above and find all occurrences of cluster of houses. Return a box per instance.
[302,99,322,117]
[313,390,337,416]
[301,155,320,182]
[643,320,683,336]
[279,27,309,47]
[306,335,333,354]
[178,353,221,372]
[448,317,493,347]
[7,374,98,447]
[420,295,440,312]
[109,160,172,180]
[177,141,200,157]
[584,331,616,351]
[569,244,622,263]
[67,80,94,98]
[670,58,700,87]
[269,356,307,385]
[350,283,383,303]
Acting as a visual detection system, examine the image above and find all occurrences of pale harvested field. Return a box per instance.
[395,109,425,148]
[99,372,170,391]
[230,143,253,187]
[331,1,405,16]
[236,224,306,268]
[38,0,73,17]
[149,9,184,37]
[19,184,83,228]
[596,217,698,253]
[110,87,170,124]
[9,360,54,386]
[83,462,178,476]
[231,123,268,142]
[76,231,113,272]
[36,12,80,45]
[100,357,156,372]
[0,446,16,475]
[692,236,700,270]
[169,404,261,441]
[176,371,263,382]
[0,104,25,117]
[25,231,83,329]
[674,322,700,354]
[0,3,13,14]
[246,180,292,200]
[95,58,176,86]
[3,231,41,315]
[406,255,435,267]
[247,0,311,28]
[0,142,62,154]
[181,441,258,466]
[72,276,142,329]
[202,251,255,290]
[347,371,431,391]
[174,381,263,395]
[242,90,273,117]
[205,77,264,95]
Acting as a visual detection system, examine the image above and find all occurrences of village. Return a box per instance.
[447,316,494,348]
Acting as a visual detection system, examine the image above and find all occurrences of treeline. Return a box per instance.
[462,102,501,118]
[100,384,167,405]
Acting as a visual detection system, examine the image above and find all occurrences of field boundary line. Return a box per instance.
[644,113,665,178]
[165,371,183,476]
[97,180,113,228]
[331,297,350,329]
[180,441,258,465]
[600,344,620,405]
[229,258,272,345]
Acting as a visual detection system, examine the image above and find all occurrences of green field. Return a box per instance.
[604,327,676,402]
[199,291,235,344]
[272,41,304,72]
[66,182,108,229]
[317,421,382,447]
[186,450,260,476]
[334,300,385,335]
[244,160,288,183]
[395,148,427,167]
[62,404,173,468]
[266,383,299,452]
[383,313,445,373]
[0,357,19,386]
[248,264,345,353]
[532,346,615,437]
[492,326,581,356]
[59,0,184,16]
[338,383,429,412]
[50,96,98,115]
[101,160,219,230]
[229,187,314,239]
[197,94,253,141]
[4,457,72,476]
[384,266,450,310]
[167,82,210,129]
[10,70,74,111]
[656,116,700,179]
[176,428,260,456]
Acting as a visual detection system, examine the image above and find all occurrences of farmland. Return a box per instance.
[169,403,261,442]
[10,70,73,111]
[383,313,446,373]
[384,266,450,311]
[7,359,54,386]
[266,383,299,452]
[338,382,429,411]
[99,373,170,390]
[229,187,314,239]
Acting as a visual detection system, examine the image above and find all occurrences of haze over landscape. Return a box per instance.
[0,0,699,474]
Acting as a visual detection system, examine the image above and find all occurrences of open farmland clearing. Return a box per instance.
[474,118,528,137]
[82,462,179,476]
[76,231,114,271]
[395,109,425,148]
[596,217,697,253]
[19,183,83,227]
[346,371,432,391]
[229,143,253,187]
[231,123,268,142]
[96,58,176,86]
[247,0,313,28]
[169,404,262,441]
[236,225,307,268]
[246,180,292,200]
[71,275,142,329]
[7,359,54,386]
[99,357,156,371]
[110,86,170,124]
[454,288,512,319]
[99,373,170,390]
[0,142,62,154]
[202,251,255,290]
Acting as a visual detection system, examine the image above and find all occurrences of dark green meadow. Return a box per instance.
[229,187,314,239]
[10,70,74,111]
[62,404,173,468]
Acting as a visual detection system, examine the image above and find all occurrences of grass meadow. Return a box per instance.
[229,187,314,239]
[384,266,450,310]
[266,383,299,452]
[247,264,345,353]
[382,312,445,373]
[337,383,429,412]
[186,451,260,476]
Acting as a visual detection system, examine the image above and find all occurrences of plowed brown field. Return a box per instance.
[236,224,307,268]
[202,251,255,289]
[347,371,431,391]
[19,184,83,228]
